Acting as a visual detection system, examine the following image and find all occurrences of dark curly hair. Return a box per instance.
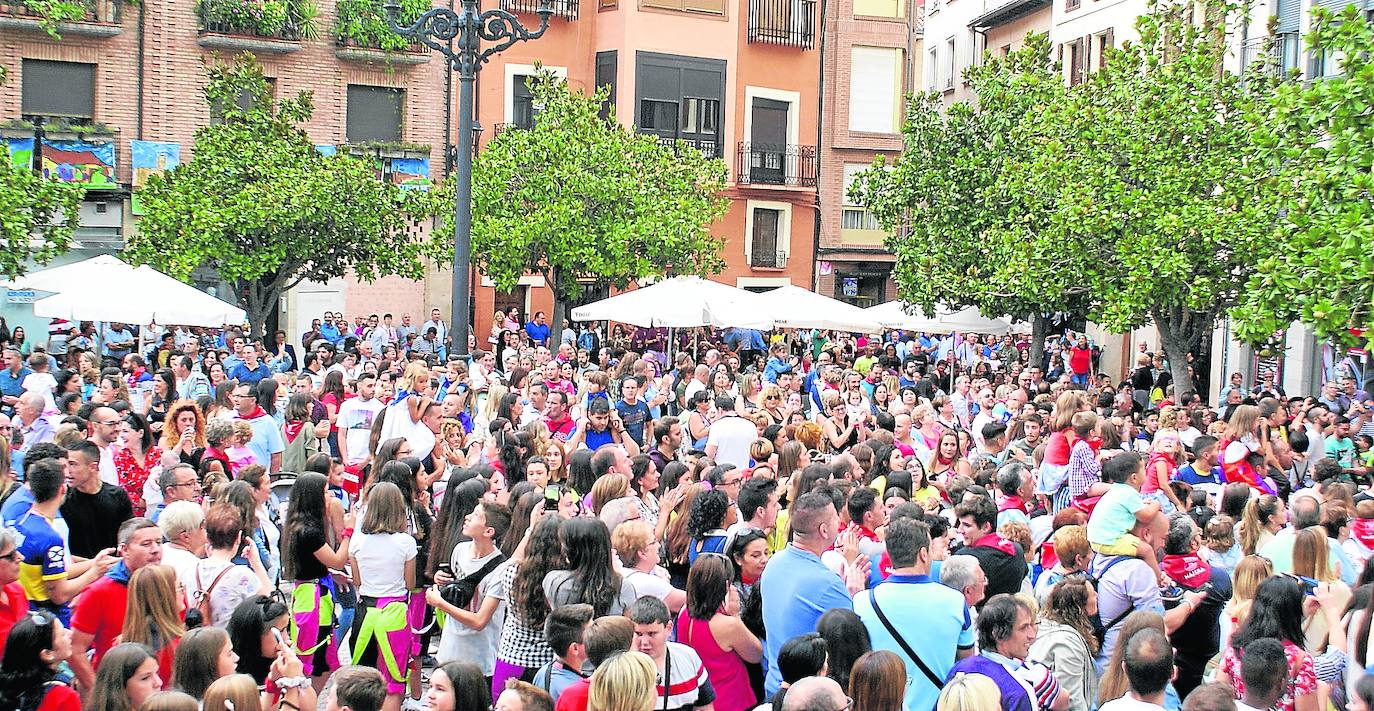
[687,489,730,538]
[1044,577,1099,654]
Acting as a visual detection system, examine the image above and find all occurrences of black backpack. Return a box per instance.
[1068,555,1135,648]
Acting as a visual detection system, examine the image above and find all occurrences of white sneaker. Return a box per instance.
[401,697,427,711]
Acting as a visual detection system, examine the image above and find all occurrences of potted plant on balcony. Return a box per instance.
[196,0,319,43]
[334,0,430,62]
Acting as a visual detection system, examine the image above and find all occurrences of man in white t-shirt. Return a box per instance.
[336,374,385,470]
[704,396,756,470]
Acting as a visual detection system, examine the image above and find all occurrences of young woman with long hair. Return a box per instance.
[225,595,289,686]
[926,430,973,483]
[543,517,635,616]
[687,490,734,566]
[492,516,565,699]
[1029,578,1100,711]
[1216,576,1318,711]
[1238,494,1287,556]
[679,555,762,711]
[849,650,906,711]
[114,412,161,517]
[279,472,353,680]
[816,609,871,692]
[347,482,418,709]
[665,482,710,588]
[0,611,80,711]
[282,392,321,473]
[158,400,208,470]
[320,369,347,457]
[119,565,186,686]
[1220,404,1264,491]
[169,626,238,700]
[84,642,162,711]
[425,661,492,711]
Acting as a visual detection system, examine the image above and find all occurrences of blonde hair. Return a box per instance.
[120,564,186,653]
[1223,404,1260,442]
[590,474,630,516]
[1294,527,1336,582]
[230,419,253,443]
[1052,525,1092,570]
[588,651,657,711]
[136,691,200,711]
[937,672,1002,711]
[202,674,261,711]
[401,361,431,392]
[794,422,823,451]
[611,520,655,568]
[1225,555,1273,641]
[1151,429,1181,454]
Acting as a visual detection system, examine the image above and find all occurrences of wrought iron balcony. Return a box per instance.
[500,0,579,19]
[0,0,122,34]
[747,0,816,49]
[197,0,305,42]
[736,141,816,187]
[655,135,722,160]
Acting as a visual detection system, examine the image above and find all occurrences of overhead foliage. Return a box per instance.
[0,144,85,279]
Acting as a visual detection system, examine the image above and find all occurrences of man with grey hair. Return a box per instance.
[1259,492,1340,576]
[1161,513,1232,699]
[150,463,201,523]
[940,554,988,610]
[949,594,1068,711]
[781,676,847,711]
[599,496,642,533]
[158,500,207,587]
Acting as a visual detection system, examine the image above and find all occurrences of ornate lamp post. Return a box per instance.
[384,0,553,356]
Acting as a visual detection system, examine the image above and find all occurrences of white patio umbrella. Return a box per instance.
[32,264,245,327]
[0,254,138,294]
[754,285,885,333]
[864,301,1011,335]
[570,276,773,329]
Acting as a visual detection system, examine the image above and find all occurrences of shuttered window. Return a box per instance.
[849,46,901,133]
[346,85,404,143]
[22,60,95,119]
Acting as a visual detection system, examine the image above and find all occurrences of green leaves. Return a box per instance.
[453,70,729,302]
[1233,5,1374,345]
[0,144,85,280]
[128,54,444,335]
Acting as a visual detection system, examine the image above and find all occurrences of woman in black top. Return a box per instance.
[280,472,353,680]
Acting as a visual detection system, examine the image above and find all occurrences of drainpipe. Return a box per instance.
[813,0,827,293]
[136,1,146,139]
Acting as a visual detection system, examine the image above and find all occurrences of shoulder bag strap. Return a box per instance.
[867,587,945,688]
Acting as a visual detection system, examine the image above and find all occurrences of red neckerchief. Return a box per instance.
[998,494,1031,515]
[1161,552,1212,588]
[850,523,880,543]
[239,405,268,420]
[971,532,1019,556]
[284,421,305,444]
[1353,519,1374,550]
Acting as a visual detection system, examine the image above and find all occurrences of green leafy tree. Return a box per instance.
[1025,0,1277,398]
[1233,5,1374,345]
[461,71,729,329]
[130,55,444,338]
[0,144,85,279]
[851,34,1088,368]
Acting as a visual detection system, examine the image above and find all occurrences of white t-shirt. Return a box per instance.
[22,372,57,413]
[1099,695,1167,711]
[348,531,417,598]
[189,558,259,628]
[705,415,756,469]
[436,543,507,675]
[336,397,385,465]
[624,568,675,604]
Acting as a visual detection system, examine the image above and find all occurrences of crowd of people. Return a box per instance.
[0,307,1373,711]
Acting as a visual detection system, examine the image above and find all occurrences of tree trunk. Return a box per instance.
[549,266,568,342]
[241,279,273,344]
[1029,313,1048,374]
[1153,306,1216,403]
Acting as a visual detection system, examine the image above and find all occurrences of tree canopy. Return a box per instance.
[464,70,729,328]
[1233,5,1374,345]
[856,0,1277,396]
[130,54,444,337]
[0,144,85,280]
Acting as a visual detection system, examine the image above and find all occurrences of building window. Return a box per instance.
[841,165,881,230]
[640,0,726,14]
[1094,29,1114,69]
[21,59,95,121]
[640,99,679,131]
[682,98,720,134]
[635,52,725,157]
[853,0,902,18]
[849,46,902,133]
[595,51,618,119]
[750,208,784,268]
[512,75,538,129]
[346,85,404,143]
[1066,37,1086,86]
[944,38,956,89]
[927,47,938,90]
[1065,0,1079,11]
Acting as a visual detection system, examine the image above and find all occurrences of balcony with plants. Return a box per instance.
[0,0,123,37]
[334,0,431,63]
[196,0,320,51]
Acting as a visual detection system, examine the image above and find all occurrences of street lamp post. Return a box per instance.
[384,0,553,357]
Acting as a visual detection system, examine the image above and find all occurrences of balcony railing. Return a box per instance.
[500,0,579,19]
[655,135,721,160]
[197,0,303,41]
[736,142,816,187]
[747,0,815,49]
[0,0,119,23]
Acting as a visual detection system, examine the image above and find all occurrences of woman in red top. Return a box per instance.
[114,413,162,517]
[319,370,347,459]
[0,610,82,711]
[1069,335,1093,385]
[678,555,763,711]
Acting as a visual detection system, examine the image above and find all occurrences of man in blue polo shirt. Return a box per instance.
[760,490,868,695]
[854,516,974,711]
[226,344,272,385]
[524,311,551,347]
